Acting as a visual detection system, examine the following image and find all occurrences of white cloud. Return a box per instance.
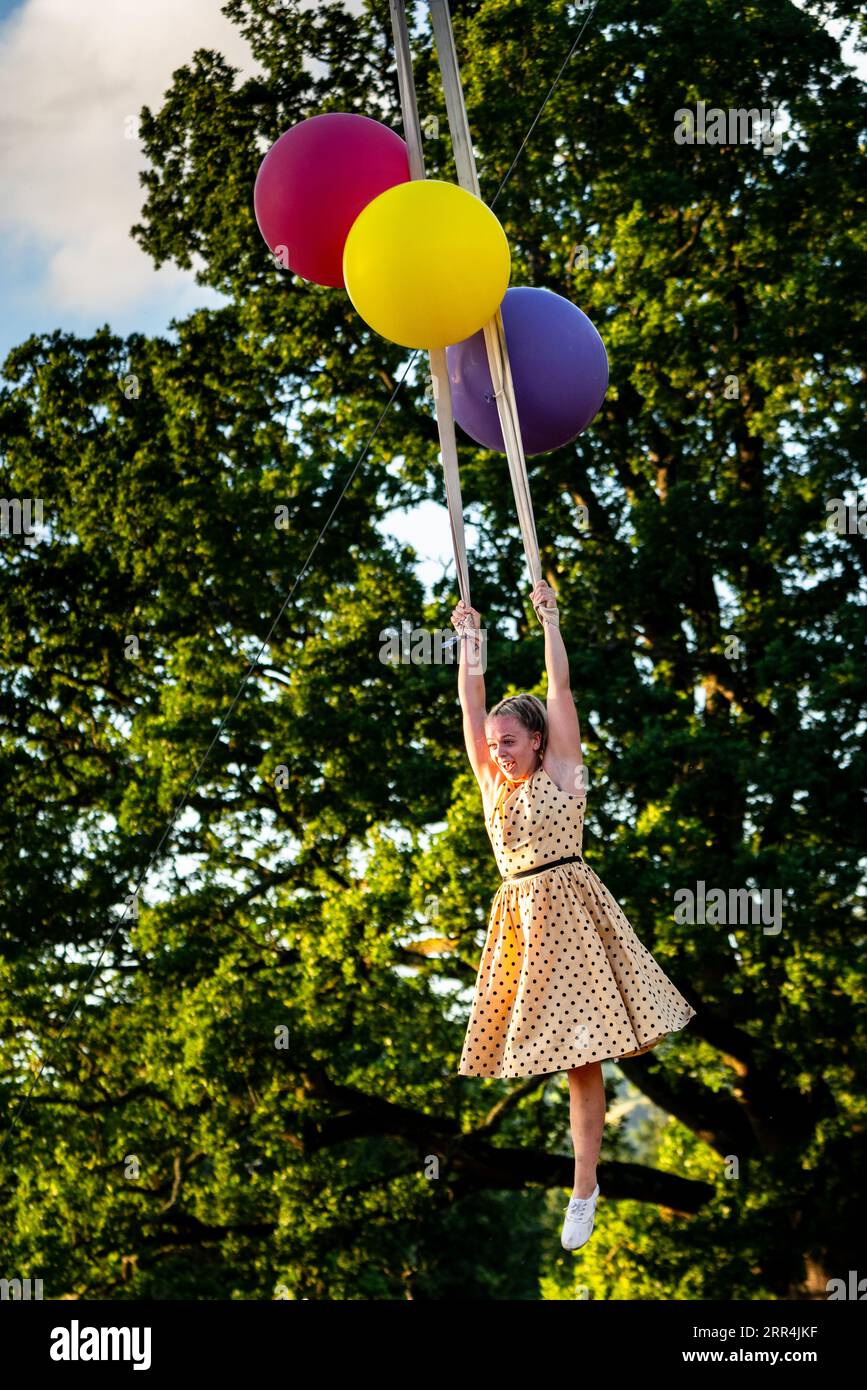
[0,0,394,338]
[0,0,263,319]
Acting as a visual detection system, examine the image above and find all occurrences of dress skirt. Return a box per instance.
[458,765,697,1079]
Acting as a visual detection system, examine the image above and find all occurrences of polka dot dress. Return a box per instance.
[458,764,697,1079]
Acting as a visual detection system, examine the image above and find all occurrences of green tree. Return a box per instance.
[0,0,865,1299]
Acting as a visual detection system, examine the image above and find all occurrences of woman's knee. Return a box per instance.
[567,1059,602,1082]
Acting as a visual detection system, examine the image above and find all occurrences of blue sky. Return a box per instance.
[0,0,253,361]
[0,0,376,365]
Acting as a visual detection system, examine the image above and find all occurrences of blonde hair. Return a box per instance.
[486,693,548,757]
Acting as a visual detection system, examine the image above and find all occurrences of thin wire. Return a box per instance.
[490,1,598,210]
[0,0,600,1156]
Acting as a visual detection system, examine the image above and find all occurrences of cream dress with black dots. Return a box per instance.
[458,764,697,1078]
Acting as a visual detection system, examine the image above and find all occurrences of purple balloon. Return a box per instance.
[446,286,608,455]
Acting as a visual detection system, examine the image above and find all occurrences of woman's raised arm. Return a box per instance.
[449,598,491,782]
[531,580,584,774]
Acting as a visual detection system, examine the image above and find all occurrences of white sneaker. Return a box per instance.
[561,1182,600,1250]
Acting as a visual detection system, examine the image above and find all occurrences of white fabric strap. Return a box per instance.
[389,0,473,610]
[429,346,472,605]
[429,0,543,590]
[482,315,542,587]
[389,0,543,607]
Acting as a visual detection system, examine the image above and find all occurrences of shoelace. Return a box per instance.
[564,1191,597,1216]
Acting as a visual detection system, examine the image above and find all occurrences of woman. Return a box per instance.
[450,579,697,1251]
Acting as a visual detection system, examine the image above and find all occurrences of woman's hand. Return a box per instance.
[450,598,482,638]
[531,580,560,628]
[451,598,486,693]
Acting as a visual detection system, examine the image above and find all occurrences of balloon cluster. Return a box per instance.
[254,112,607,454]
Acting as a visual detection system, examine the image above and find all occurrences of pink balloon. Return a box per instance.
[253,113,411,288]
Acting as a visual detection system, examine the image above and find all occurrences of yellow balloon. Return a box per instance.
[342,179,511,350]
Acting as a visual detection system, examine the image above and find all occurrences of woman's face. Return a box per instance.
[486,715,541,781]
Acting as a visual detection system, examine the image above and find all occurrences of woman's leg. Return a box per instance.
[567,1061,605,1198]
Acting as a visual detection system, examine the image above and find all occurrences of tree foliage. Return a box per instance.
[0,0,865,1299]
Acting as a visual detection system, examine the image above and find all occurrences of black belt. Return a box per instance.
[502,853,584,882]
